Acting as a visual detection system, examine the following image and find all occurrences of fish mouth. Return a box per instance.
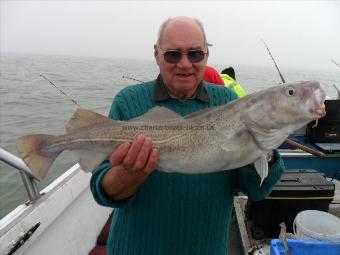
[308,86,326,118]
[314,106,326,118]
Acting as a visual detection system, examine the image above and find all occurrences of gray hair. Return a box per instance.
[156,17,208,46]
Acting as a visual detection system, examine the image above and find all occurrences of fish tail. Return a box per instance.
[16,134,61,181]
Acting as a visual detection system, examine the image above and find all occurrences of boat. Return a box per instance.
[0,148,112,255]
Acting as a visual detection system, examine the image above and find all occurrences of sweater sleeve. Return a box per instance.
[236,150,285,201]
[89,95,137,208]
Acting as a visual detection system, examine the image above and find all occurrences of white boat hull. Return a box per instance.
[0,164,112,255]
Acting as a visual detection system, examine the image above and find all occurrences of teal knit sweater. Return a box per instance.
[90,80,284,255]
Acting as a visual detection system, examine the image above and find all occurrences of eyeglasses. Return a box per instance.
[159,49,207,64]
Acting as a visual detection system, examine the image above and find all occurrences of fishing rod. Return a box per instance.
[329,60,340,98]
[122,75,145,83]
[260,39,325,158]
[331,59,340,69]
[40,74,82,108]
[261,39,286,83]
[41,74,144,107]
[333,85,340,99]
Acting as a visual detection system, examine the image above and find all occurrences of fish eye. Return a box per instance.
[285,87,295,96]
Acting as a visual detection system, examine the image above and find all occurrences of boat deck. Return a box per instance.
[231,179,340,255]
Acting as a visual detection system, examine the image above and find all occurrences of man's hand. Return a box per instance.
[101,134,159,201]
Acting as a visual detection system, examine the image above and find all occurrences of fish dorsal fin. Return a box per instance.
[131,107,183,122]
[66,108,114,133]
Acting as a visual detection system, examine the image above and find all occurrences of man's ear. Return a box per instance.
[154,44,159,57]
[205,48,210,64]
[154,44,160,65]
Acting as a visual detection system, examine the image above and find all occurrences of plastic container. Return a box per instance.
[270,239,340,255]
[246,170,335,239]
[293,210,340,243]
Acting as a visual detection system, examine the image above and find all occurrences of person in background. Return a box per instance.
[221,66,246,98]
[203,65,225,85]
[90,16,284,255]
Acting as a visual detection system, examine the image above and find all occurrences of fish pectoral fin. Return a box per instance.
[66,108,114,133]
[71,149,110,172]
[220,128,251,152]
[245,114,286,150]
[220,143,232,152]
[254,155,269,186]
[131,107,184,122]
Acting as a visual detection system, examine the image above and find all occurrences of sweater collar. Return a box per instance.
[154,75,210,103]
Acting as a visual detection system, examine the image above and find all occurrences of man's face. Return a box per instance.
[154,19,208,99]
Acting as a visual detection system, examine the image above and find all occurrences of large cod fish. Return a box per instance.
[16,81,326,182]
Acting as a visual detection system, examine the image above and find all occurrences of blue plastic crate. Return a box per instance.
[270,239,340,255]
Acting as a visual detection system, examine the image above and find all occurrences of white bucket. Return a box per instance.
[293,210,340,243]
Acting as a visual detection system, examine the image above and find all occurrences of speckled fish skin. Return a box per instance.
[16,80,326,180]
[154,80,326,173]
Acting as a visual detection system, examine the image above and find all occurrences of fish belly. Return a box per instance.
[155,129,263,174]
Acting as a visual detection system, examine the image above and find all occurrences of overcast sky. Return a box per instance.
[1,1,340,71]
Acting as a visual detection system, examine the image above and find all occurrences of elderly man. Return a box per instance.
[90,16,284,255]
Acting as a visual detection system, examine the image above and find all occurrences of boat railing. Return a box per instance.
[0,148,41,202]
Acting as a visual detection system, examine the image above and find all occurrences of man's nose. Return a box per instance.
[177,54,192,68]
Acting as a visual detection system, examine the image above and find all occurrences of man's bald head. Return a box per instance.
[156,16,207,47]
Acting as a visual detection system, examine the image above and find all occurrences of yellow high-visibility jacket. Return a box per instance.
[220,73,246,98]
